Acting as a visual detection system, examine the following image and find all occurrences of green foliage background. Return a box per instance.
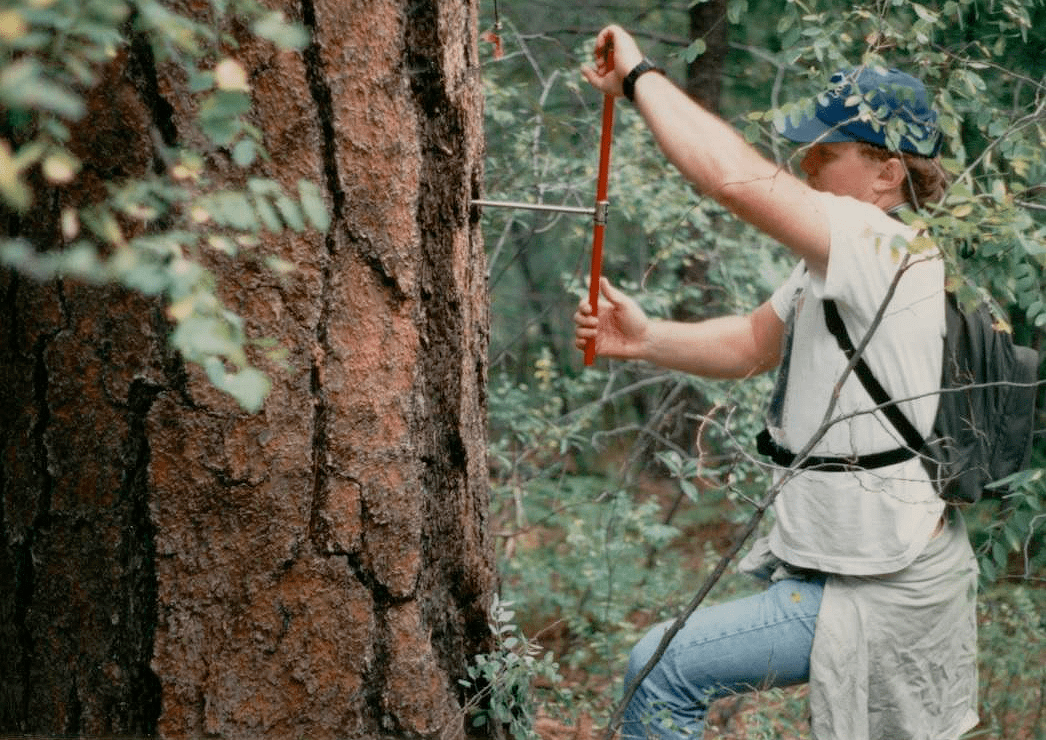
[478,0,1046,736]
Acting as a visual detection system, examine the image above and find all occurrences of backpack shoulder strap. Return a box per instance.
[822,299,926,453]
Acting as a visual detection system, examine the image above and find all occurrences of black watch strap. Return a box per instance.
[622,58,663,102]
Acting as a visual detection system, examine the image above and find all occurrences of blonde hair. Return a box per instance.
[857,142,950,210]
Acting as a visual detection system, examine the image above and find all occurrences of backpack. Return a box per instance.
[822,292,1039,504]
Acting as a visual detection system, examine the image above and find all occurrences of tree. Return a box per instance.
[0,0,497,737]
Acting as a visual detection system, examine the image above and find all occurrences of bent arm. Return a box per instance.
[638,300,785,378]
[576,280,784,377]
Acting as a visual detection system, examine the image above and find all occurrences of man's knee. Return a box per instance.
[624,641,651,689]
[625,622,670,687]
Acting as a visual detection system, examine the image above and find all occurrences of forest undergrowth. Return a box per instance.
[490,454,1046,740]
[483,366,1046,740]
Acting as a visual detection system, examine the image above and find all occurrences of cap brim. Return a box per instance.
[775,113,856,145]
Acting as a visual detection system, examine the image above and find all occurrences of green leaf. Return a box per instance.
[979,559,997,584]
[198,90,252,145]
[232,139,257,166]
[684,38,707,63]
[252,194,282,231]
[213,365,270,413]
[0,145,32,211]
[726,0,748,23]
[911,2,940,23]
[298,179,330,231]
[248,178,282,196]
[992,540,1008,565]
[991,179,1008,203]
[172,315,238,360]
[1003,524,1023,553]
[206,191,258,231]
[274,193,304,231]
[206,89,252,117]
[252,11,309,50]
[264,255,295,274]
[135,0,211,55]
[0,59,85,119]
[1020,234,1046,256]
[188,67,215,93]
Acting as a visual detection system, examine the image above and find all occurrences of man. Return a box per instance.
[574,25,978,740]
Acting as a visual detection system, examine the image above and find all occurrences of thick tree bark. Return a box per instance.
[0,1,496,738]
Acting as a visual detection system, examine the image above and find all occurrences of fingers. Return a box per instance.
[593,27,616,72]
[597,276,624,305]
[573,277,649,360]
[573,313,597,350]
[590,27,619,89]
[582,25,643,98]
[574,284,601,351]
[599,27,643,74]
[581,63,620,97]
[576,278,616,316]
[574,300,597,328]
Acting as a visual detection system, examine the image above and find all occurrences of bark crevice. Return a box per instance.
[299,0,338,562]
[300,0,345,222]
[306,353,332,555]
[127,28,179,152]
[13,287,64,727]
[116,377,163,734]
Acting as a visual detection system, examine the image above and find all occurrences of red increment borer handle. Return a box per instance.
[584,92,615,365]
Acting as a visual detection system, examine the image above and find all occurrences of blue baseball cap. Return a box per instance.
[776,66,942,157]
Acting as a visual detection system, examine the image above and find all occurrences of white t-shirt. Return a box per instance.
[764,191,946,575]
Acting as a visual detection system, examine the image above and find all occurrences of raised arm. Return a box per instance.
[582,26,831,274]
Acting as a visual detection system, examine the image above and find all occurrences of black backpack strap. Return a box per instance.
[756,427,916,470]
[822,299,926,454]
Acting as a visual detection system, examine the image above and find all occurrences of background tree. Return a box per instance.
[1,0,497,737]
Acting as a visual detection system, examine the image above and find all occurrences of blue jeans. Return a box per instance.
[620,577,825,739]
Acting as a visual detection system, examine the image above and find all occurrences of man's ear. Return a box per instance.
[876,156,907,195]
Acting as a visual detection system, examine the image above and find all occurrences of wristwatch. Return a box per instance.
[622,58,663,102]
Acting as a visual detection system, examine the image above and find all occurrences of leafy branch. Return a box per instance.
[0,0,328,411]
[459,595,564,740]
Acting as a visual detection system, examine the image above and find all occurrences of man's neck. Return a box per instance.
[875,192,909,212]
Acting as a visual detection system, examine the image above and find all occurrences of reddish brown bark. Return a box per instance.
[0,1,496,738]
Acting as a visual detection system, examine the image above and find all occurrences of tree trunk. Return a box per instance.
[0,1,497,738]
[686,0,730,114]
